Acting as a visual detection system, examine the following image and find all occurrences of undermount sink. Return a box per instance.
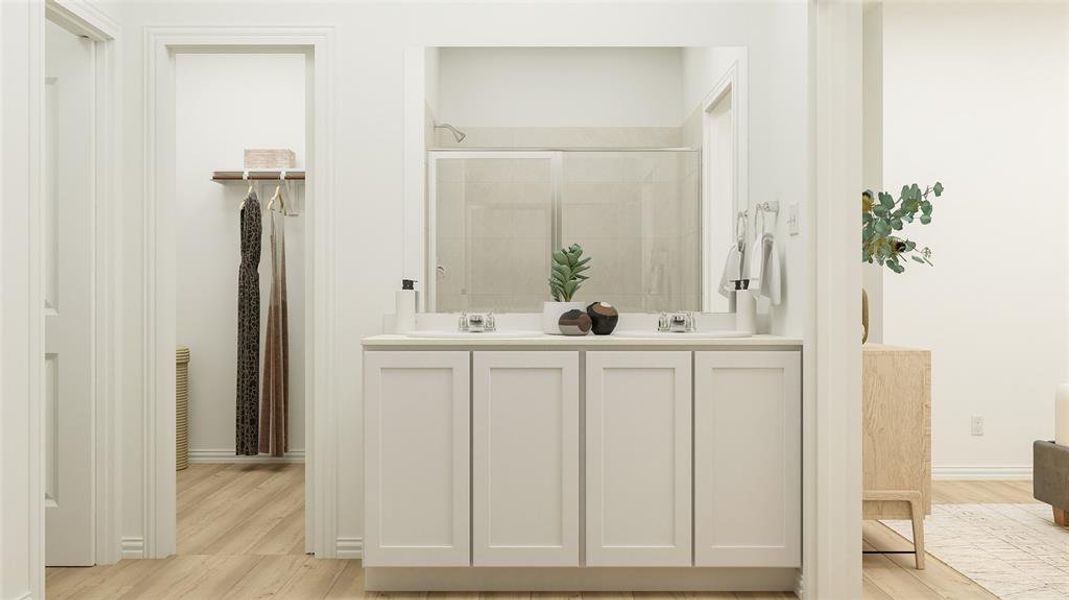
[404,330,543,339]
[611,330,752,339]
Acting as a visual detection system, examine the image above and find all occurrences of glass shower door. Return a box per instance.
[429,152,558,312]
[560,151,701,313]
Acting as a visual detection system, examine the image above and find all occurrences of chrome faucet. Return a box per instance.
[658,311,696,333]
[458,312,496,333]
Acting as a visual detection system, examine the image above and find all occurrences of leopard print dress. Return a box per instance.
[235,190,262,455]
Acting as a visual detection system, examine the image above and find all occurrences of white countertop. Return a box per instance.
[362,332,802,348]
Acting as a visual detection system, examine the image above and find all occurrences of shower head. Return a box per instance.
[434,121,467,143]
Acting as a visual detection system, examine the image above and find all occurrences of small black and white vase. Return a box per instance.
[586,302,619,335]
[558,309,592,336]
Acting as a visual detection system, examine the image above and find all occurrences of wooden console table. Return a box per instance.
[862,344,931,569]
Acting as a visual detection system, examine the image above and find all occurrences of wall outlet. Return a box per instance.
[971,416,984,436]
[788,203,800,236]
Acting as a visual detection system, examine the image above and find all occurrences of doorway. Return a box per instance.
[701,59,745,314]
[173,50,308,555]
[142,28,335,559]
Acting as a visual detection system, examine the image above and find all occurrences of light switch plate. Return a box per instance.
[788,203,800,236]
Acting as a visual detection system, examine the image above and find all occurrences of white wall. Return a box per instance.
[438,47,684,128]
[113,1,809,557]
[175,53,306,456]
[881,2,1069,474]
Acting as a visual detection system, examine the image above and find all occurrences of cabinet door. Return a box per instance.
[694,351,801,567]
[364,351,470,566]
[472,351,579,566]
[585,351,692,566]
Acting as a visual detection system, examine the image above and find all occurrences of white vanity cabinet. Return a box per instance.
[363,351,471,566]
[585,351,693,566]
[472,351,580,566]
[694,351,802,567]
[361,336,803,590]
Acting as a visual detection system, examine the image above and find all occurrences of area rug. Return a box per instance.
[882,504,1069,599]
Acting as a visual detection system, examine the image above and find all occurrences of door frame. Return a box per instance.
[44,0,123,566]
[142,27,336,558]
[700,54,747,312]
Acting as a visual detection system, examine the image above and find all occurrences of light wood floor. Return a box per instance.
[46,465,1038,599]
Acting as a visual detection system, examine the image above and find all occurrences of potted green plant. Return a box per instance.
[861,182,943,341]
[542,243,591,334]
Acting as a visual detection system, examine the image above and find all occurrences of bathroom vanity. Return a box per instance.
[362,333,802,591]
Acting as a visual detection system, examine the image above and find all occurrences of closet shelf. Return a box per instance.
[211,170,305,182]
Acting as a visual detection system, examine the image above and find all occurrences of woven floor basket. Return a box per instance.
[176,346,190,471]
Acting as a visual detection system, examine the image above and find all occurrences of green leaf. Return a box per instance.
[880,192,895,208]
[911,255,926,264]
[891,218,903,231]
[933,182,944,197]
[919,214,931,225]
[874,220,892,236]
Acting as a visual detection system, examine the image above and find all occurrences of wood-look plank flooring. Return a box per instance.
[862,479,1036,599]
[46,466,1038,599]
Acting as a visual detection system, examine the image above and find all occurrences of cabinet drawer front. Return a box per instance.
[694,350,801,567]
[364,351,470,566]
[585,351,693,567]
[473,351,580,566]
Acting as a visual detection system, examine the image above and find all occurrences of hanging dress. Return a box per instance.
[235,189,262,455]
[259,201,289,456]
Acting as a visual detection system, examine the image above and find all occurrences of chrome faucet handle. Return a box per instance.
[458,311,495,333]
[659,311,695,333]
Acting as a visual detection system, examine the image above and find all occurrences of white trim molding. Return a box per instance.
[187,449,306,464]
[120,537,145,560]
[932,466,1033,481]
[335,537,363,559]
[142,26,336,560]
[1,0,47,596]
[803,1,864,598]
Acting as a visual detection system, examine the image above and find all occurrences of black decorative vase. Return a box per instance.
[586,302,619,335]
[558,309,592,336]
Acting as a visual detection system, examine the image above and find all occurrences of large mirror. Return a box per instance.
[418,47,746,314]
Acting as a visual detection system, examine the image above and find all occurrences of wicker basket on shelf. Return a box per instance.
[176,346,191,471]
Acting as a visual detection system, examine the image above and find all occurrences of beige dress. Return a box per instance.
[258,207,289,456]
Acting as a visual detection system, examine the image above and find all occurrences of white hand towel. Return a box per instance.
[718,245,744,298]
[753,233,782,305]
[747,237,764,291]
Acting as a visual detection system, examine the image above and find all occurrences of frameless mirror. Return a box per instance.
[418,47,747,314]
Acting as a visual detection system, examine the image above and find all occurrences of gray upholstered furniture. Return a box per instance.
[1034,440,1069,526]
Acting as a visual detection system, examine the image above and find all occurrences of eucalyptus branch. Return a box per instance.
[862,182,943,274]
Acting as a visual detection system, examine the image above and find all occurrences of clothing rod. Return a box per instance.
[212,170,306,182]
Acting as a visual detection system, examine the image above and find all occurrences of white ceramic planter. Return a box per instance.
[542,301,586,334]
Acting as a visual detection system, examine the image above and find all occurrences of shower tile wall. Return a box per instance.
[433,151,700,314]
[561,152,700,313]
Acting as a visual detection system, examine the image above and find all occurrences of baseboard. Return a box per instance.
[187,449,305,464]
[336,537,363,559]
[794,572,806,599]
[121,537,145,559]
[932,465,1032,480]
